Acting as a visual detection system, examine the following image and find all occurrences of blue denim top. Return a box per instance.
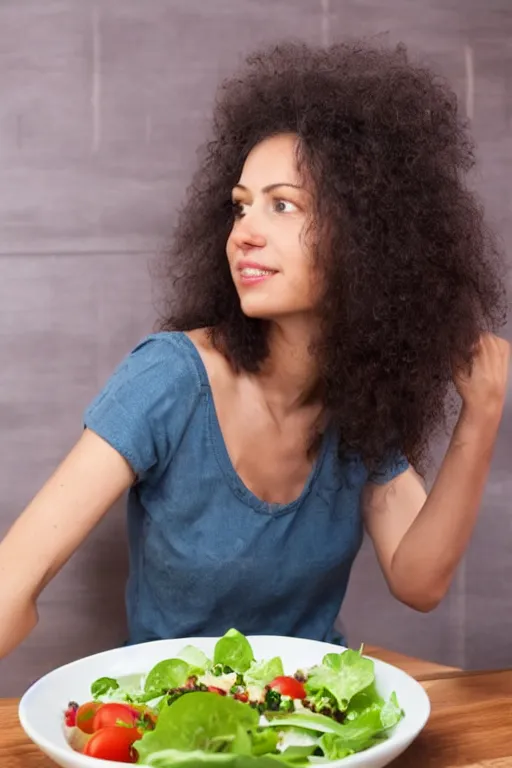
[84,332,408,646]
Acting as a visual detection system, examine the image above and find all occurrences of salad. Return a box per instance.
[63,629,403,766]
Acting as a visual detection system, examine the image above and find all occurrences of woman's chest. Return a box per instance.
[139,429,366,574]
[223,426,315,505]
[213,393,324,506]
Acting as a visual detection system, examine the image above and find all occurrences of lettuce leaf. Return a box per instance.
[213,629,254,674]
[345,681,384,721]
[264,710,349,737]
[250,729,280,756]
[317,734,354,761]
[144,659,191,696]
[321,653,343,671]
[305,649,375,711]
[317,709,384,759]
[177,645,211,676]
[138,646,210,701]
[245,657,284,688]
[136,691,260,762]
[140,751,310,767]
[90,676,120,699]
[318,691,402,759]
[380,691,403,729]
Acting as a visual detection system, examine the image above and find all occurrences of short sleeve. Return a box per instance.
[84,333,202,479]
[367,452,409,485]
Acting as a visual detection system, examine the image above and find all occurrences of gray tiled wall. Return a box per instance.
[0,0,510,695]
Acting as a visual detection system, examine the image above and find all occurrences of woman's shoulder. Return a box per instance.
[127,328,228,383]
[135,328,237,400]
[125,329,206,383]
[83,330,215,478]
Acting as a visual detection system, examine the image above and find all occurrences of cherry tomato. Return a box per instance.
[234,692,249,703]
[268,676,306,700]
[83,726,141,763]
[207,686,226,696]
[75,701,102,734]
[92,702,140,732]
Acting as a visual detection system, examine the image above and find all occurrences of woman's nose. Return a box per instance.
[231,213,267,251]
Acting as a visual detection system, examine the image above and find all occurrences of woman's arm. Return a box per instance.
[0,428,134,658]
[363,333,510,612]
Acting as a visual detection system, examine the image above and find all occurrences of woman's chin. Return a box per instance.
[239,297,312,324]
[239,296,280,320]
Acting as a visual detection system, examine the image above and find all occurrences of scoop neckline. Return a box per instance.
[176,331,333,517]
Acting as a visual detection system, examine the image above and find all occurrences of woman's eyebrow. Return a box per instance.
[233,182,304,193]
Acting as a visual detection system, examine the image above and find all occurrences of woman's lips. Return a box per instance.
[239,266,277,285]
[237,261,278,286]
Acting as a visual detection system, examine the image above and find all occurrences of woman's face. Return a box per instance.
[226,133,317,321]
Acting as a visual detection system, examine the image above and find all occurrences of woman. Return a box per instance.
[0,41,509,657]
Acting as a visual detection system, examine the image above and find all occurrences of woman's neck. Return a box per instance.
[252,319,320,417]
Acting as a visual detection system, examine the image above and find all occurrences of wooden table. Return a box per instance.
[1,647,510,768]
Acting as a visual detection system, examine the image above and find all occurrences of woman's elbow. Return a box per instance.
[390,583,445,613]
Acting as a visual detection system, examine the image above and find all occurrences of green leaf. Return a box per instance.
[141,750,309,768]
[317,709,382,758]
[245,657,284,688]
[380,691,403,730]
[317,699,403,760]
[136,691,259,763]
[229,724,252,756]
[322,653,342,671]
[345,681,384,721]
[213,629,254,674]
[177,645,211,675]
[144,659,191,696]
[250,729,279,757]
[130,690,169,705]
[305,649,375,711]
[317,734,354,761]
[264,710,348,737]
[90,676,119,698]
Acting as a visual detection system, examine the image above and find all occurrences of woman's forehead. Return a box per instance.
[238,134,303,189]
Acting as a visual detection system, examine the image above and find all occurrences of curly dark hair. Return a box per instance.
[158,40,507,473]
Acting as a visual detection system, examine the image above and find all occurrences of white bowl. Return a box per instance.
[19,635,430,768]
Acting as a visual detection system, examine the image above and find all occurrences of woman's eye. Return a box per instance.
[273,199,297,214]
[231,201,246,218]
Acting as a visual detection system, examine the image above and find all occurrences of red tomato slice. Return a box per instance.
[76,701,102,734]
[83,726,141,762]
[207,686,227,696]
[268,676,307,700]
[91,702,140,732]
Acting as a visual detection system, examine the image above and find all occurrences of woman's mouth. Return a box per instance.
[238,264,278,286]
